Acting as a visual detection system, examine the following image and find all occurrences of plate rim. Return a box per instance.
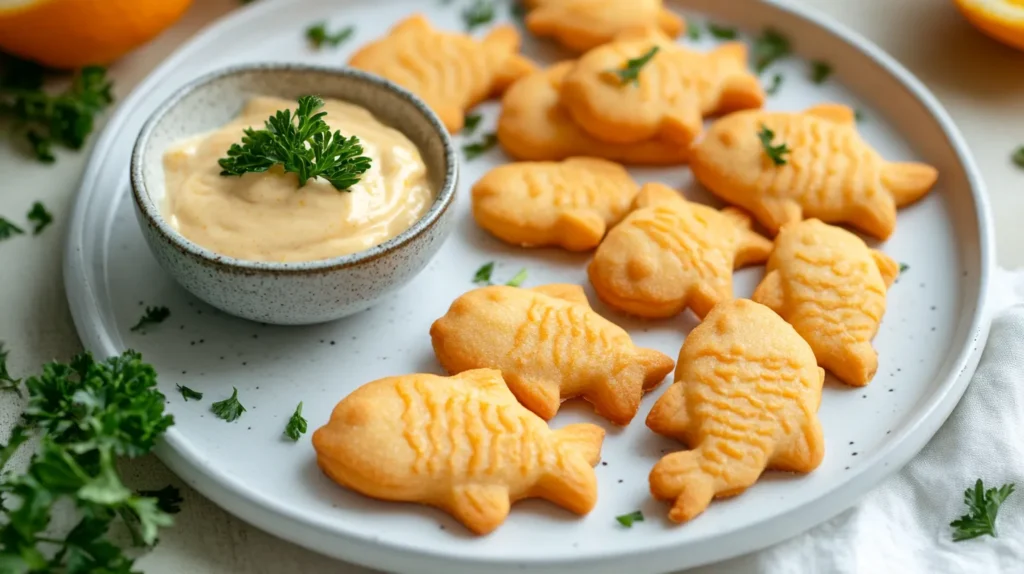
[62,0,996,572]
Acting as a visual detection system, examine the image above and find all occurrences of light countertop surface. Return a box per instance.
[0,0,1021,572]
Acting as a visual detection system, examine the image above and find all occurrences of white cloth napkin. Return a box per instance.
[695,268,1024,574]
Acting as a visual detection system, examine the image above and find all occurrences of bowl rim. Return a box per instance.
[130,62,458,274]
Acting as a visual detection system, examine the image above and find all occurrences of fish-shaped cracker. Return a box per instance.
[752,219,899,386]
[348,15,535,133]
[524,0,685,52]
[690,104,939,239]
[588,182,772,319]
[647,299,826,523]
[430,284,675,425]
[559,29,764,146]
[472,157,639,251]
[497,62,690,165]
[313,368,605,535]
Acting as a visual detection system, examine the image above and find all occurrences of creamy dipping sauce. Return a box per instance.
[162,96,436,262]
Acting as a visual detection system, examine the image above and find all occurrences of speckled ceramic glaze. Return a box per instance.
[131,64,458,325]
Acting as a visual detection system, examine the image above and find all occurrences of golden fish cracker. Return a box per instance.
[647,299,826,524]
[690,103,939,239]
[312,368,605,535]
[472,157,639,251]
[524,0,685,52]
[430,284,675,425]
[587,182,772,319]
[348,15,535,133]
[496,62,690,165]
[559,29,764,146]
[753,219,899,387]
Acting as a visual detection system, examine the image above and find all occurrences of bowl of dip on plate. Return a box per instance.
[131,64,458,325]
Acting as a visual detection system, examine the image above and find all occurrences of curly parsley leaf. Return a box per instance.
[505,268,528,287]
[686,24,702,41]
[176,384,203,402]
[950,479,1015,541]
[218,95,372,191]
[211,387,246,422]
[137,485,183,515]
[463,0,496,31]
[462,132,498,160]
[757,124,790,166]
[463,112,483,136]
[306,22,354,49]
[0,61,114,163]
[765,73,783,96]
[473,262,495,285]
[130,306,170,332]
[1013,147,1024,169]
[616,510,644,527]
[0,342,21,395]
[0,350,176,570]
[753,28,791,74]
[899,262,909,274]
[284,402,308,441]
[26,201,52,235]
[609,46,660,86]
[0,217,25,241]
[810,61,833,84]
[708,24,738,39]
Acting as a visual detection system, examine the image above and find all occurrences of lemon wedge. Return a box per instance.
[954,0,1024,51]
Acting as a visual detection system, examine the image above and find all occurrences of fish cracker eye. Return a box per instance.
[716,130,735,148]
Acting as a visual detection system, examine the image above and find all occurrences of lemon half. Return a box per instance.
[954,0,1024,51]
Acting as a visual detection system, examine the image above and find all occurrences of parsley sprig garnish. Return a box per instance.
[753,29,791,74]
[810,61,832,84]
[0,351,176,571]
[765,73,783,96]
[757,124,790,166]
[708,24,738,39]
[463,0,496,31]
[1012,146,1024,169]
[177,384,203,402]
[0,341,21,395]
[899,262,909,274]
[0,58,114,163]
[0,217,24,241]
[609,46,660,86]
[472,262,528,287]
[616,510,644,527]
[137,485,184,515]
[950,479,1015,541]
[211,387,246,422]
[218,95,372,191]
[131,306,171,332]
[306,22,355,49]
[463,112,483,136]
[505,268,528,287]
[463,132,498,160]
[27,201,52,235]
[284,402,308,441]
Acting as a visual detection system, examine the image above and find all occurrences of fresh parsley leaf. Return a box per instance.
[176,384,203,402]
[137,485,183,515]
[26,201,52,235]
[505,268,528,287]
[0,216,24,240]
[609,46,660,86]
[616,510,644,527]
[810,61,832,84]
[130,305,170,332]
[757,124,790,166]
[753,28,791,74]
[306,22,354,49]
[765,73,783,96]
[950,479,1015,541]
[1013,146,1024,169]
[510,1,527,22]
[0,341,21,395]
[211,387,246,422]
[708,23,738,39]
[0,63,114,162]
[464,112,483,136]
[0,350,176,570]
[219,95,372,191]
[899,262,909,274]
[463,0,496,31]
[284,402,308,441]
[463,132,499,160]
[473,262,495,285]
[855,108,865,123]
[686,24,702,41]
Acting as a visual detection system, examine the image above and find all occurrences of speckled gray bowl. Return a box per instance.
[131,64,458,325]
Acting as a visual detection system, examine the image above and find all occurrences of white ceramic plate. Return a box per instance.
[64,1,994,572]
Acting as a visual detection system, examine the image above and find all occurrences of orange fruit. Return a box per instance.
[954,0,1024,51]
[0,0,194,69]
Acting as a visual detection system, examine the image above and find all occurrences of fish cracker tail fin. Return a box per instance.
[851,192,898,240]
[493,53,539,95]
[588,366,653,425]
[391,14,432,35]
[661,104,705,147]
[634,182,684,209]
[826,341,878,388]
[882,161,938,207]
[536,424,604,515]
[483,24,523,54]
[649,449,716,523]
[713,43,766,113]
[645,382,688,439]
[721,207,774,267]
[658,9,686,37]
[636,347,676,391]
[556,209,607,251]
[872,249,901,288]
[448,484,512,535]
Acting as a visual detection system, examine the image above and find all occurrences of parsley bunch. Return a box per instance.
[0,350,177,572]
[0,57,114,163]
[218,95,372,191]
[950,479,1015,541]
